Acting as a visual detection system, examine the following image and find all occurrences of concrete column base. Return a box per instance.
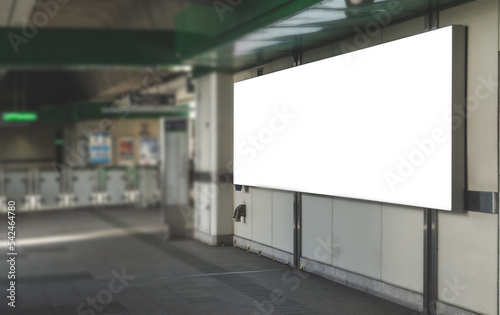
[194,229,233,246]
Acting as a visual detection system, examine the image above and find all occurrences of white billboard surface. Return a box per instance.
[234,26,465,211]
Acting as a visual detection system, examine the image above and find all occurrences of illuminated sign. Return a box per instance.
[2,112,38,122]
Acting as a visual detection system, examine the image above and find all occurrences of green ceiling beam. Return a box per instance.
[0,28,181,68]
[176,0,474,73]
[39,102,189,123]
[175,0,324,60]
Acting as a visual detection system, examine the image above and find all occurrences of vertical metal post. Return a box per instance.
[34,168,40,196]
[34,168,40,210]
[425,0,439,31]
[159,118,167,227]
[423,208,438,314]
[423,3,439,313]
[293,192,302,269]
[291,45,303,269]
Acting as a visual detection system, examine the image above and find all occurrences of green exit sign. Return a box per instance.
[2,112,38,122]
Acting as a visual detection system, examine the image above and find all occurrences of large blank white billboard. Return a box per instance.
[234,26,465,211]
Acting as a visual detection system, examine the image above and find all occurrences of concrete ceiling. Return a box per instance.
[0,0,37,26]
[30,0,186,29]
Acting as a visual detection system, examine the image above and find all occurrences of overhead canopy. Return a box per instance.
[0,0,191,110]
[175,0,473,73]
[0,28,181,69]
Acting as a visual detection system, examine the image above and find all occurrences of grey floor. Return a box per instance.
[0,208,418,315]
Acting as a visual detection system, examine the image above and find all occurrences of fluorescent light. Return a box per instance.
[279,10,347,26]
[242,27,323,41]
[234,40,282,55]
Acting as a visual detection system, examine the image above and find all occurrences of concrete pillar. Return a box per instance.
[193,73,234,245]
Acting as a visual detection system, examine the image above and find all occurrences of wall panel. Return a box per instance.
[302,194,333,265]
[272,190,294,253]
[331,198,382,279]
[381,204,423,293]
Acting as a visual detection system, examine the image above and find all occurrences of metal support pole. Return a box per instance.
[423,4,439,313]
[423,208,438,314]
[293,192,302,269]
[425,0,439,31]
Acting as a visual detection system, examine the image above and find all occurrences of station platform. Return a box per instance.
[1,208,416,315]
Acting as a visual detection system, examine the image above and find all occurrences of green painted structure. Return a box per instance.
[0,28,180,68]
[38,102,189,124]
[175,0,474,73]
